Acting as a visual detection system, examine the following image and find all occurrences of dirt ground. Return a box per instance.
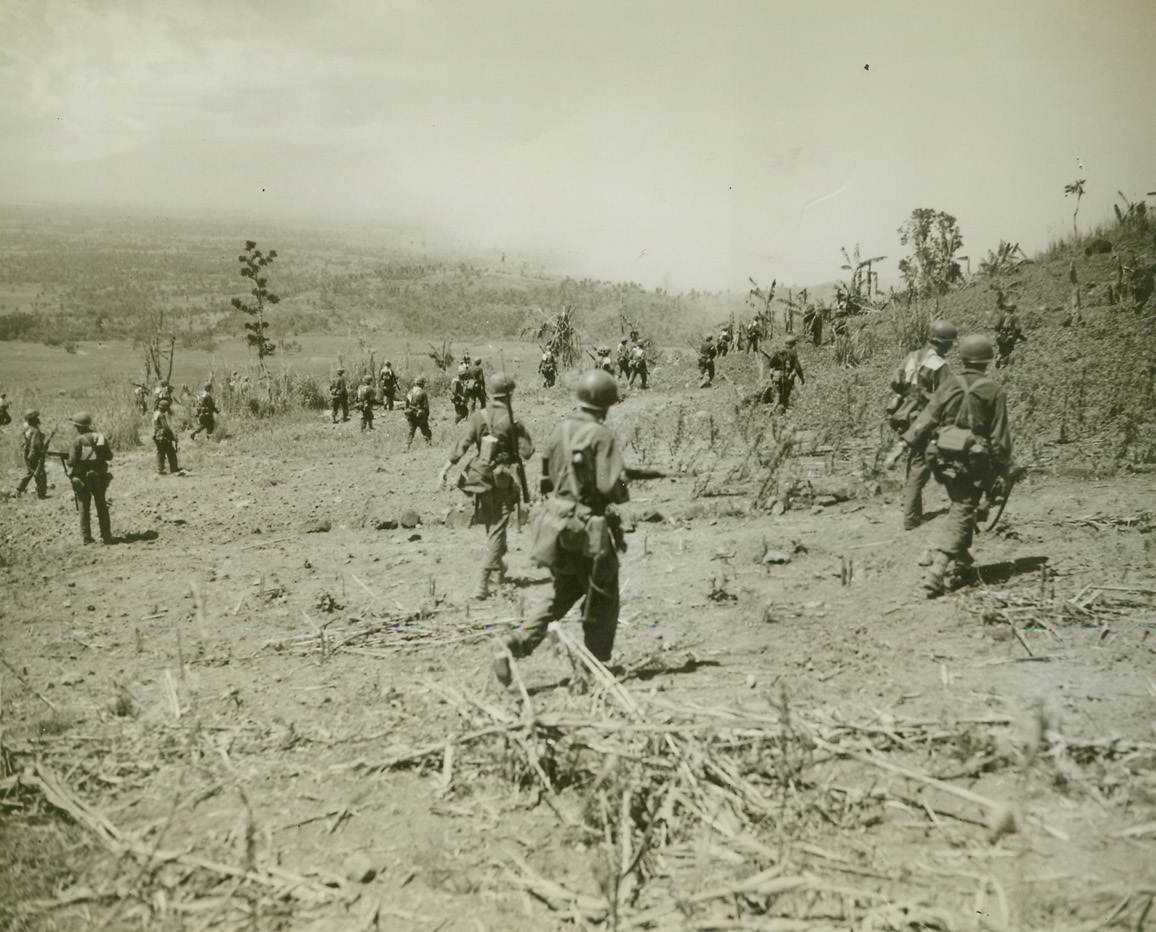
[1,366,1154,932]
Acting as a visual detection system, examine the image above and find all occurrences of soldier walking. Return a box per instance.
[378,361,399,411]
[761,335,805,410]
[469,358,488,411]
[0,393,10,426]
[616,339,633,379]
[16,409,49,498]
[67,412,114,545]
[404,377,432,448]
[538,350,558,388]
[745,319,763,354]
[697,334,717,387]
[190,383,219,439]
[994,305,1025,368]
[356,375,376,431]
[628,343,649,389]
[153,400,180,474]
[438,373,534,600]
[885,320,956,530]
[887,335,1012,597]
[493,370,630,686]
[153,379,174,411]
[450,363,470,423]
[329,368,349,423]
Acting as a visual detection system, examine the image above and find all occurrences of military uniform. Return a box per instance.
[469,362,488,411]
[538,352,557,388]
[16,412,48,498]
[379,365,399,410]
[153,382,174,411]
[762,338,805,409]
[153,405,179,474]
[628,344,648,389]
[0,395,10,426]
[329,371,349,423]
[616,340,633,378]
[404,381,432,447]
[67,413,113,545]
[901,339,1011,596]
[889,339,952,530]
[191,387,218,438]
[994,311,1025,368]
[441,383,534,599]
[356,378,376,431]
[698,337,716,387]
[451,366,470,422]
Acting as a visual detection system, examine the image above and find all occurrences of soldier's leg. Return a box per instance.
[420,418,432,443]
[923,477,981,595]
[77,484,94,543]
[155,440,166,474]
[582,555,620,663]
[483,496,514,575]
[16,467,32,494]
[508,571,586,659]
[94,483,113,543]
[34,464,47,498]
[902,448,932,530]
[169,444,179,473]
[405,418,416,447]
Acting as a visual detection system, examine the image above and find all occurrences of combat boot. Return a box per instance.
[493,636,517,687]
[921,551,950,598]
[474,570,492,601]
[496,559,508,586]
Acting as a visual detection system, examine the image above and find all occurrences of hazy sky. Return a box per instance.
[1,0,1153,290]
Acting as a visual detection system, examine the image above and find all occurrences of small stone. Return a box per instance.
[640,510,664,523]
[301,519,331,534]
[61,672,84,686]
[407,533,422,542]
[770,500,786,516]
[761,550,792,565]
[744,674,756,688]
[342,852,377,884]
[399,510,421,529]
[375,518,399,530]
[815,495,838,507]
[811,506,824,516]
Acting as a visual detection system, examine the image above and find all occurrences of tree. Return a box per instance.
[231,240,280,365]
[1064,177,1086,236]
[897,209,964,296]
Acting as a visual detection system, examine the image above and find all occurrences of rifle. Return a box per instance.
[44,449,79,510]
[983,464,1028,531]
[502,397,532,504]
[625,467,669,481]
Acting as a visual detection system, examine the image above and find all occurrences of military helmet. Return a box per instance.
[70,411,93,428]
[158,399,171,410]
[384,361,391,367]
[490,373,515,397]
[337,367,345,374]
[204,382,213,391]
[928,320,958,345]
[160,379,170,387]
[959,334,996,364]
[362,374,372,384]
[25,409,39,422]
[785,335,797,346]
[576,369,619,410]
[415,377,426,387]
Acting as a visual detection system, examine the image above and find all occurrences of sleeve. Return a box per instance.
[989,389,1012,465]
[595,432,630,504]
[67,438,82,472]
[515,422,535,460]
[903,384,949,448]
[448,415,481,464]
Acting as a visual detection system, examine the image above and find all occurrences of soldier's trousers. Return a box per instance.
[17,462,47,497]
[934,475,982,561]
[76,476,112,544]
[382,392,395,411]
[475,483,516,573]
[698,360,714,387]
[902,447,933,530]
[406,415,431,445]
[331,398,348,422]
[629,364,648,389]
[359,407,374,431]
[192,413,214,438]
[508,552,620,663]
[155,439,178,474]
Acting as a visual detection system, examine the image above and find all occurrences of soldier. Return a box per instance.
[153,379,174,411]
[356,375,376,431]
[66,412,114,545]
[887,335,1012,597]
[404,377,432,448]
[717,324,732,357]
[329,368,349,423]
[0,393,10,426]
[628,342,649,389]
[697,334,716,387]
[538,350,558,388]
[438,373,534,600]
[378,361,399,411]
[493,370,629,686]
[469,358,488,411]
[131,383,148,415]
[994,305,1025,369]
[761,334,805,410]
[616,338,633,378]
[190,383,219,439]
[450,364,470,423]
[16,409,49,498]
[884,320,957,530]
[745,319,763,354]
[153,400,180,475]
[596,347,614,374]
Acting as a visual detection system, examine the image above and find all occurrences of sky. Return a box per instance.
[1,0,1154,291]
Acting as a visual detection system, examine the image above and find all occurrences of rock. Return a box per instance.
[399,510,421,529]
[639,510,664,523]
[61,672,84,686]
[443,511,471,529]
[301,519,331,534]
[815,495,838,507]
[342,852,377,884]
[761,550,792,565]
[375,518,399,530]
[744,674,757,689]
[770,499,786,516]
[407,533,422,542]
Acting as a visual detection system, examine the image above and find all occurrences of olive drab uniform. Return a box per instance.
[329,373,349,423]
[903,368,1012,595]
[17,419,48,498]
[68,427,114,544]
[356,380,376,431]
[378,365,399,410]
[511,412,629,663]
[762,342,805,410]
[451,366,470,422]
[888,344,950,530]
[469,362,487,411]
[539,352,557,388]
[994,312,1025,368]
[616,341,633,379]
[448,402,534,593]
[153,408,179,474]
[745,320,762,354]
[628,344,648,389]
[697,338,716,387]
[597,349,614,374]
[191,389,218,438]
[404,383,432,447]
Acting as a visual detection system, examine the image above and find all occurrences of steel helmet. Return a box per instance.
[959,334,996,364]
[928,320,958,345]
[490,373,515,397]
[576,369,619,410]
[415,377,426,387]
[337,367,345,374]
[25,409,39,422]
[785,335,797,346]
[158,400,171,410]
[70,411,93,428]
[362,374,372,384]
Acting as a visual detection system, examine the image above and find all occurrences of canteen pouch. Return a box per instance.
[529,497,587,568]
[933,424,973,459]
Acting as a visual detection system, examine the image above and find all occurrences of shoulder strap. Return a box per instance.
[952,375,992,428]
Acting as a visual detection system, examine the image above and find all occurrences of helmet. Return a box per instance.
[158,400,171,410]
[204,382,213,391]
[576,369,619,410]
[337,367,345,374]
[70,412,93,428]
[415,377,426,387]
[928,320,958,345]
[490,373,515,397]
[362,375,372,384]
[160,379,169,387]
[704,333,714,341]
[785,335,797,346]
[959,334,995,364]
[25,409,39,422]
[384,361,391,367]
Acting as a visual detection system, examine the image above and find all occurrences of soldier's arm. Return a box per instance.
[595,434,630,504]
[989,389,1012,466]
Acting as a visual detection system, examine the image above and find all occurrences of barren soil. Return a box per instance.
[2,364,1155,932]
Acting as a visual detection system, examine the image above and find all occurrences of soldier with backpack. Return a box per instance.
[760,334,805,410]
[538,350,558,388]
[493,369,630,686]
[190,383,219,439]
[16,409,49,498]
[329,368,349,423]
[886,335,1012,597]
[67,412,114,544]
[378,362,399,411]
[450,363,471,423]
[994,305,1025,368]
[884,320,957,530]
[153,400,180,475]
[403,377,432,448]
[356,375,376,431]
[438,373,534,600]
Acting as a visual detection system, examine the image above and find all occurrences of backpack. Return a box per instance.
[929,376,992,478]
